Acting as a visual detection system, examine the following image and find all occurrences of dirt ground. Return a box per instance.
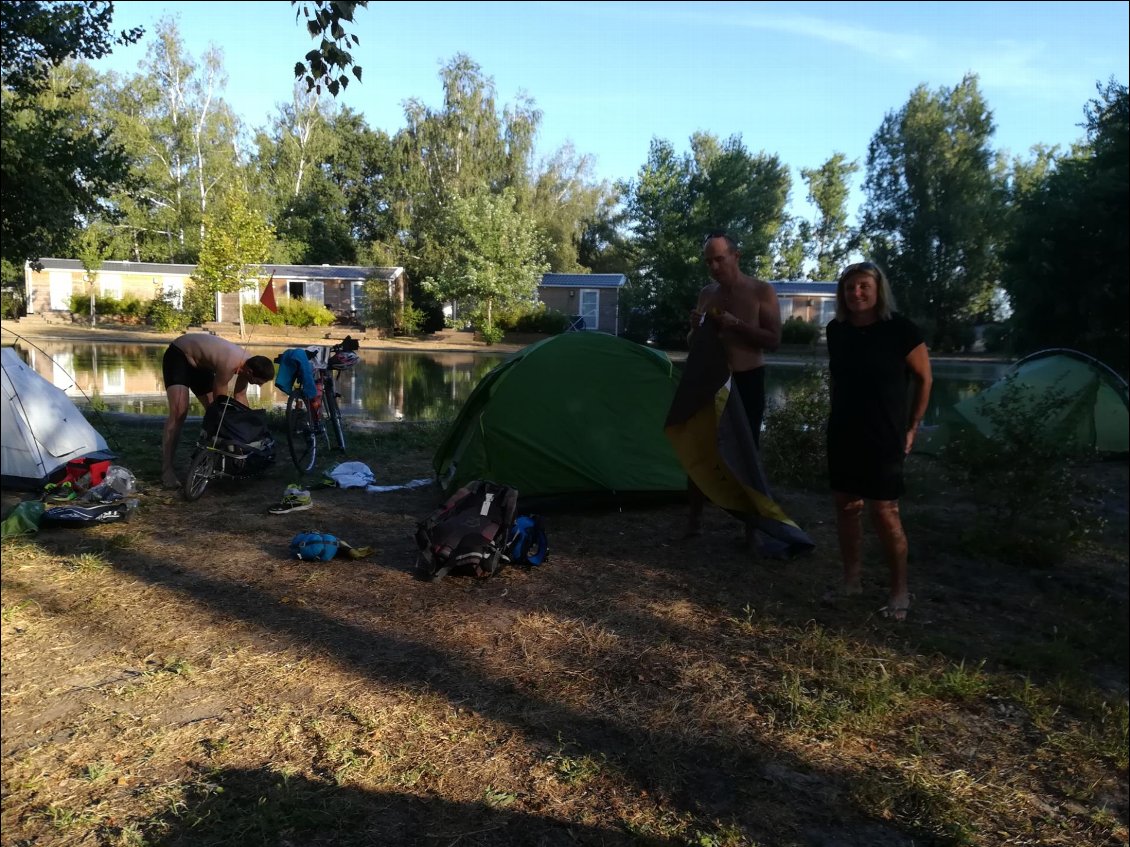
[1,319,1126,846]
[2,428,1127,846]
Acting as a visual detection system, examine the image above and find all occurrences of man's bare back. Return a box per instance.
[171,334,248,379]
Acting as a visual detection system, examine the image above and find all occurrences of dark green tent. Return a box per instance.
[432,332,686,505]
[919,348,1129,456]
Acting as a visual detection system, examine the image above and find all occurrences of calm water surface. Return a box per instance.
[4,339,1007,425]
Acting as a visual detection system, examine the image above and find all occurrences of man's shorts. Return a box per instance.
[162,344,214,397]
[732,367,766,446]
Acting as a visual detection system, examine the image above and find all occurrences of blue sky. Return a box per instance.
[94,1,1129,223]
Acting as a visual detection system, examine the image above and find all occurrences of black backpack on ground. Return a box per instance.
[415,480,519,580]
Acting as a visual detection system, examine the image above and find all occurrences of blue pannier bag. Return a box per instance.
[289,531,340,561]
[507,515,548,566]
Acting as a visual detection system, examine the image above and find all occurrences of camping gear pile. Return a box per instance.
[40,461,139,527]
[1,347,114,490]
[414,480,547,581]
[2,347,138,535]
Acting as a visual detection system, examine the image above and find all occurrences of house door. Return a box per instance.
[579,289,599,331]
[49,272,72,311]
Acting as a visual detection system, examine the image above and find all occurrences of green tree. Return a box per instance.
[421,188,548,334]
[690,133,791,276]
[801,152,858,280]
[76,222,115,326]
[861,74,1005,351]
[623,139,697,347]
[623,133,791,347]
[1,1,142,274]
[291,0,366,97]
[250,86,363,264]
[526,143,611,272]
[101,18,241,263]
[190,183,274,329]
[1001,80,1129,375]
[771,216,809,280]
[393,55,544,324]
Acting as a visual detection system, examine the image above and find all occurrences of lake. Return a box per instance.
[2,339,1008,425]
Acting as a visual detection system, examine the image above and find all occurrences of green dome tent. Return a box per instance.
[433,332,686,506]
[919,348,1129,457]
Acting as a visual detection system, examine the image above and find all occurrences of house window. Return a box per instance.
[102,368,125,394]
[820,298,837,324]
[779,296,794,320]
[98,273,123,300]
[289,281,304,300]
[579,289,599,331]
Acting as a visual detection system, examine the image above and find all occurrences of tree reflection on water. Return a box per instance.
[6,340,1002,424]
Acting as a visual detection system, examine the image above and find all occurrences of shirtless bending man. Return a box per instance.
[161,333,274,488]
[684,231,782,538]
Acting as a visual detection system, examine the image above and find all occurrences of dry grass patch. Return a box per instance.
[2,423,1127,846]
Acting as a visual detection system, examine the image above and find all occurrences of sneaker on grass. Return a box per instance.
[269,485,312,514]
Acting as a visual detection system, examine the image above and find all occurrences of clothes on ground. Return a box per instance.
[1,500,45,538]
[826,312,924,500]
[323,462,375,489]
[366,477,433,493]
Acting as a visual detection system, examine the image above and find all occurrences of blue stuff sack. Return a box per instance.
[289,531,340,561]
[507,515,548,566]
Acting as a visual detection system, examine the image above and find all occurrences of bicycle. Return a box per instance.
[276,337,360,473]
[182,396,276,501]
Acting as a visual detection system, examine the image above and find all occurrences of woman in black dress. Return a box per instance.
[826,262,932,621]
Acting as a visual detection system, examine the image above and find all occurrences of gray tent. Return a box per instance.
[1,347,112,489]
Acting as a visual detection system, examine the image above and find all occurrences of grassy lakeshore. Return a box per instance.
[1,411,1127,847]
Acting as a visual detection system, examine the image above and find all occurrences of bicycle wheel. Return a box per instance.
[286,392,317,472]
[182,448,215,501]
[324,379,346,452]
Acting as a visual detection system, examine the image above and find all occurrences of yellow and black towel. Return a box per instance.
[664,320,814,558]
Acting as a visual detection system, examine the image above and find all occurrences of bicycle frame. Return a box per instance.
[278,339,356,473]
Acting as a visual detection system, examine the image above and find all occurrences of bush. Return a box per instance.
[119,295,148,322]
[760,365,830,488]
[359,283,426,335]
[939,375,1106,566]
[1,288,24,319]
[147,293,190,332]
[512,307,570,335]
[276,300,336,327]
[478,324,505,345]
[781,316,821,345]
[242,303,286,326]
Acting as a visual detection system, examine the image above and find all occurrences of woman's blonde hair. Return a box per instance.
[835,261,896,322]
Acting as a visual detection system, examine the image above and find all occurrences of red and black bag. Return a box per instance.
[415,481,518,580]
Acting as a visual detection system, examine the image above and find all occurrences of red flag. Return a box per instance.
[260,275,278,313]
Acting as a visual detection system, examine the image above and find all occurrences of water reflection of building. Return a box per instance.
[11,341,269,413]
[8,342,509,421]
